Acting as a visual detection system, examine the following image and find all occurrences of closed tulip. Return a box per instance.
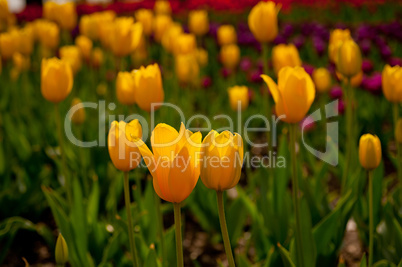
[175,54,199,84]
[91,47,104,68]
[137,123,201,203]
[41,58,73,103]
[359,134,381,170]
[37,20,59,50]
[382,65,402,103]
[43,1,57,22]
[108,120,142,172]
[174,33,196,55]
[188,10,209,36]
[59,46,82,74]
[272,44,302,75]
[131,35,148,64]
[0,30,18,60]
[111,18,143,57]
[261,66,315,123]
[161,22,182,53]
[58,2,77,31]
[116,71,136,105]
[0,0,9,21]
[75,35,92,60]
[135,9,154,36]
[220,44,240,70]
[336,39,362,79]
[70,98,85,125]
[55,234,68,266]
[313,68,332,93]
[154,15,172,42]
[200,130,244,191]
[196,48,208,67]
[133,63,164,112]
[18,26,34,56]
[228,86,249,111]
[154,0,171,15]
[217,25,237,46]
[12,52,30,72]
[328,29,351,63]
[248,1,279,43]
[395,119,402,144]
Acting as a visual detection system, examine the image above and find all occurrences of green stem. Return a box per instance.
[173,203,184,267]
[342,78,352,194]
[393,104,402,185]
[216,191,236,267]
[123,172,139,267]
[262,42,269,75]
[55,104,72,206]
[289,124,304,267]
[155,192,167,265]
[368,170,374,267]
[76,125,89,196]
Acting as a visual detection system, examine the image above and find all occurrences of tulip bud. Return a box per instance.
[161,22,182,53]
[395,119,402,144]
[328,29,351,63]
[18,26,34,56]
[41,58,73,103]
[188,10,209,36]
[55,233,68,266]
[75,35,92,60]
[196,48,208,67]
[58,2,77,31]
[174,33,196,55]
[228,86,249,111]
[111,17,143,57]
[136,123,201,203]
[70,98,85,125]
[59,46,82,75]
[108,120,142,172]
[175,54,199,84]
[13,52,30,72]
[359,134,381,170]
[154,0,171,15]
[336,39,362,79]
[220,44,240,70]
[248,1,279,43]
[91,47,104,68]
[200,130,244,191]
[261,66,315,123]
[0,30,18,60]
[382,65,402,103]
[135,9,154,36]
[272,44,302,75]
[217,25,237,46]
[313,68,331,93]
[154,15,172,42]
[116,71,136,106]
[132,63,164,112]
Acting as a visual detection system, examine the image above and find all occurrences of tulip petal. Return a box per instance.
[151,123,180,161]
[261,74,279,103]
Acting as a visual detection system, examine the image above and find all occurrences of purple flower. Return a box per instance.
[292,35,305,49]
[249,69,263,83]
[221,68,232,78]
[359,39,371,56]
[330,86,343,99]
[361,72,382,93]
[282,23,294,38]
[362,59,373,73]
[202,76,212,88]
[274,35,287,45]
[240,57,253,72]
[302,64,314,76]
[388,57,402,67]
[313,37,325,56]
[338,99,345,114]
[209,22,219,38]
[380,45,392,59]
[300,116,315,132]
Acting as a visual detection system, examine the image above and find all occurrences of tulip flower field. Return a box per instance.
[1,0,402,266]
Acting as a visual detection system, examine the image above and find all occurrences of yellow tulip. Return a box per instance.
[154,15,172,42]
[135,9,154,36]
[137,123,201,203]
[174,33,196,55]
[154,0,172,15]
[228,86,249,111]
[43,1,57,22]
[395,119,402,144]
[359,134,382,170]
[12,52,30,72]
[37,20,59,50]
[220,44,240,70]
[70,98,86,125]
[196,48,208,67]
[18,26,34,56]
[131,35,148,64]
[188,10,209,36]
[313,68,332,93]
[0,30,18,60]
[328,29,351,63]
[161,22,182,53]
[75,35,92,60]
[41,58,73,103]
[261,66,315,123]
[272,44,302,75]
[91,47,104,68]
[0,0,9,21]
[108,120,143,172]
[382,65,402,103]
[175,54,199,84]
[200,130,244,191]
[55,234,68,266]
[336,71,363,88]
[217,25,237,46]
[58,2,77,31]
[98,23,114,50]
[111,18,143,57]
[59,46,82,75]
[336,39,362,79]
[116,71,136,106]
[248,1,279,43]
[133,63,164,112]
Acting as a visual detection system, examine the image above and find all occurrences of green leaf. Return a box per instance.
[278,244,295,267]
[227,195,247,247]
[87,178,100,226]
[144,248,159,267]
[360,254,367,267]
